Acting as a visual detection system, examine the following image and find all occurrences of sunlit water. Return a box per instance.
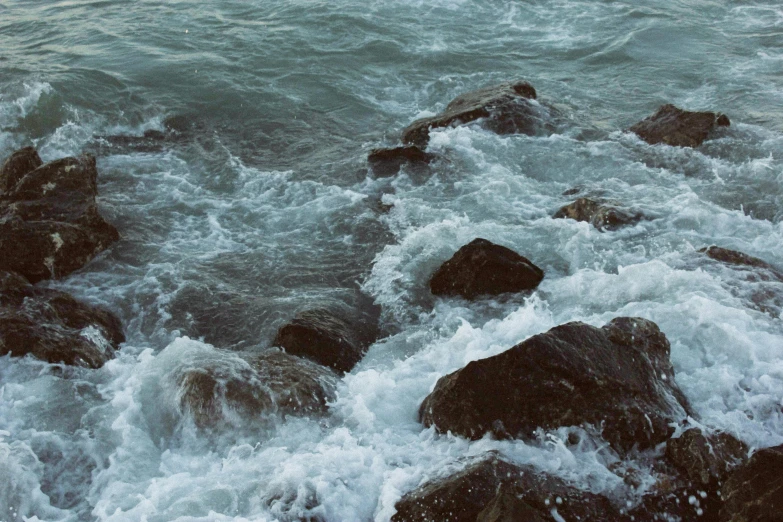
[1,0,782,520]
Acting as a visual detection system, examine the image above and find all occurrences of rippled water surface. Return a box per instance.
[1,0,782,520]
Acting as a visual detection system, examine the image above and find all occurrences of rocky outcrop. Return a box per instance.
[368,146,433,177]
[629,104,730,148]
[401,81,551,148]
[392,454,625,522]
[177,349,338,428]
[429,238,544,300]
[553,197,641,230]
[273,308,378,374]
[0,150,119,283]
[0,270,124,368]
[720,444,783,522]
[420,318,691,453]
[0,146,42,192]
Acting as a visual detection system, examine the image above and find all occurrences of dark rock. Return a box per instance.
[666,428,748,487]
[429,238,544,300]
[700,246,783,281]
[0,146,42,192]
[392,454,625,522]
[629,104,730,148]
[273,308,377,374]
[720,444,783,522]
[0,152,118,283]
[401,81,550,148]
[419,317,692,453]
[368,146,433,177]
[553,197,642,230]
[0,270,124,368]
[177,349,338,428]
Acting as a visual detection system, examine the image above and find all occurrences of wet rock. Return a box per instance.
[720,444,783,522]
[554,197,641,230]
[0,146,42,192]
[420,317,692,453]
[0,270,124,368]
[629,104,730,148]
[429,238,544,300]
[401,81,550,148]
[700,246,783,281]
[391,454,625,522]
[273,308,378,374]
[177,349,338,428]
[666,428,748,487]
[367,145,433,177]
[0,151,118,283]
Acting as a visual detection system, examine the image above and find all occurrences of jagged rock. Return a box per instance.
[0,146,42,192]
[273,308,378,374]
[391,454,625,522]
[401,81,551,148]
[0,270,124,368]
[553,197,641,230]
[720,444,783,522]
[368,146,433,177]
[0,151,118,283]
[177,349,338,428]
[429,238,544,300]
[629,104,730,148]
[420,318,692,453]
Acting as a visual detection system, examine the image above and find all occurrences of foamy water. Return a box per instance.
[1,0,782,520]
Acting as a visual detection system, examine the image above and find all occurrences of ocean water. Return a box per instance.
[1,0,782,520]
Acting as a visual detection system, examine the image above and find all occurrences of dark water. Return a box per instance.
[1,0,782,520]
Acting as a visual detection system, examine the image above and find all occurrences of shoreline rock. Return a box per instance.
[629,104,730,148]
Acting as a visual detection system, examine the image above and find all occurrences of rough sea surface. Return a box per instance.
[1,0,782,520]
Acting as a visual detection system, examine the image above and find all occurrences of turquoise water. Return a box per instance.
[1,0,782,520]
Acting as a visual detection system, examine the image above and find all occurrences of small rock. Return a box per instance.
[368,146,433,177]
[0,146,42,192]
[720,444,783,522]
[0,270,124,368]
[177,349,338,428]
[273,308,378,374]
[402,81,550,148]
[419,317,691,453]
[700,246,783,281]
[429,238,544,300]
[553,197,641,230]
[392,454,625,522]
[0,151,118,283]
[629,104,730,148]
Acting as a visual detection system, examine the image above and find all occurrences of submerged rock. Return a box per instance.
[553,197,641,230]
[0,151,118,283]
[420,317,691,453]
[177,349,338,428]
[0,270,124,368]
[0,146,42,192]
[720,444,783,522]
[629,104,730,148]
[429,238,544,300]
[367,145,433,177]
[273,307,378,374]
[391,454,624,522]
[700,246,783,281]
[401,81,550,148]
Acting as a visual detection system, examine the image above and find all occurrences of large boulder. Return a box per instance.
[177,349,338,428]
[273,307,378,374]
[429,238,544,300]
[0,270,124,368]
[720,444,783,522]
[0,146,42,192]
[392,453,625,522]
[401,81,551,148]
[0,151,119,283]
[553,197,641,230]
[420,317,692,453]
[629,104,730,148]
